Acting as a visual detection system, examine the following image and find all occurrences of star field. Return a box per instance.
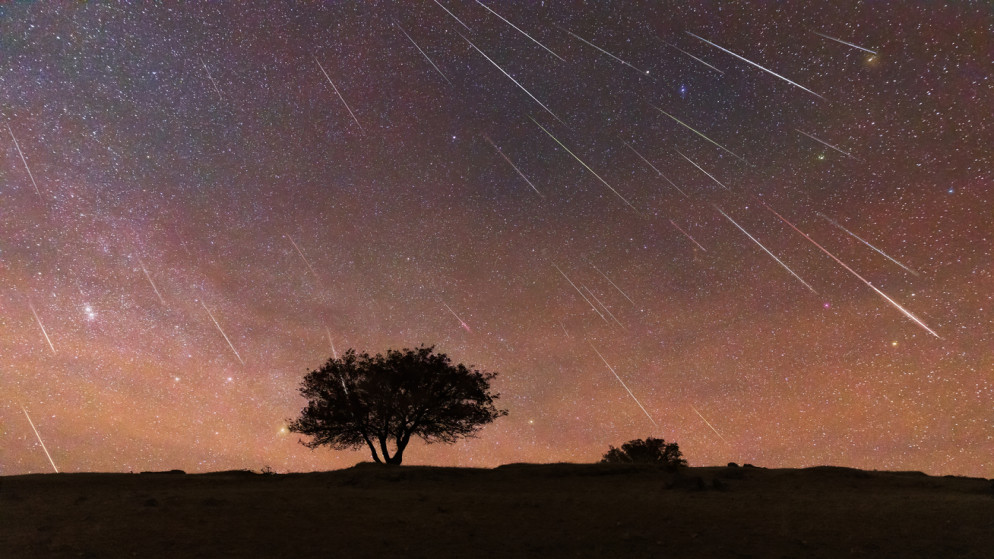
[1,2,992,476]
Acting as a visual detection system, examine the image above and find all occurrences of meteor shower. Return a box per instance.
[2,2,991,480]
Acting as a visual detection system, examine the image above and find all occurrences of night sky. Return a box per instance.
[2,2,992,477]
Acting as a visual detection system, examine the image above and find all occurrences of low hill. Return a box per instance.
[2,463,992,558]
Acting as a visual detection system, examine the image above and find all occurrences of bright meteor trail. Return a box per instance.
[553,263,608,323]
[670,219,707,252]
[590,343,657,427]
[811,30,877,54]
[200,58,223,101]
[623,142,689,198]
[462,35,564,124]
[28,301,56,354]
[662,41,724,74]
[475,1,565,62]
[763,203,939,338]
[432,0,472,32]
[687,32,826,100]
[691,404,730,446]
[442,302,472,333]
[653,105,745,162]
[675,149,731,191]
[589,262,636,306]
[138,257,166,305]
[796,129,855,159]
[286,234,321,280]
[556,25,649,76]
[483,134,543,197]
[395,22,451,85]
[313,54,363,132]
[201,301,246,365]
[6,122,41,197]
[531,117,642,215]
[22,407,59,473]
[325,327,338,359]
[582,284,626,329]
[817,212,919,276]
[715,205,818,294]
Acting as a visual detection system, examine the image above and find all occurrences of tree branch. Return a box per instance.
[361,433,381,463]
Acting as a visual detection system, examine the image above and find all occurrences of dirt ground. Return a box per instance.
[2,463,992,558]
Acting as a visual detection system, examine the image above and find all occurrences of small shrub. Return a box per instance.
[601,437,687,469]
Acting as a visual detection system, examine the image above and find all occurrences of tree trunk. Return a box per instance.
[363,437,382,463]
[378,436,395,464]
[367,446,382,463]
[387,445,404,465]
[389,431,411,465]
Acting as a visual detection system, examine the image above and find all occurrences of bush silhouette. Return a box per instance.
[601,437,687,469]
[288,345,507,465]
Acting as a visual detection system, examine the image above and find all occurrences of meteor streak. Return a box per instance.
[553,263,608,323]
[442,302,472,333]
[475,1,565,62]
[313,55,363,132]
[690,404,730,446]
[6,122,41,197]
[817,212,919,276]
[483,135,543,197]
[395,22,451,84]
[653,105,746,162]
[675,149,730,190]
[662,41,724,74]
[557,25,649,75]
[796,129,855,159]
[763,204,939,338]
[201,301,246,365]
[687,32,826,100]
[325,327,338,358]
[138,257,166,304]
[589,263,635,305]
[22,407,59,473]
[810,30,877,54]
[715,205,818,294]
[669,219,707,252]
[582,284,626,329]
[461,34,565,124]
[531,117,643,215]
[286,234,321,280]
[623,142,689,198]
[200,58,223,100]
[28,301,56,354]
[433,0,472,32]
[589,343,657,427]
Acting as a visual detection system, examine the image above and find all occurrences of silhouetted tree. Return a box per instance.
[601,437,687,469]
[288,346,507,465]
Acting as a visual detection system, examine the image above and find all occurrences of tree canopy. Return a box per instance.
[601,437,687,469]
[288,346,507,465]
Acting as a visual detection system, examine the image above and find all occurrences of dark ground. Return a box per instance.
[2,463,992,558]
